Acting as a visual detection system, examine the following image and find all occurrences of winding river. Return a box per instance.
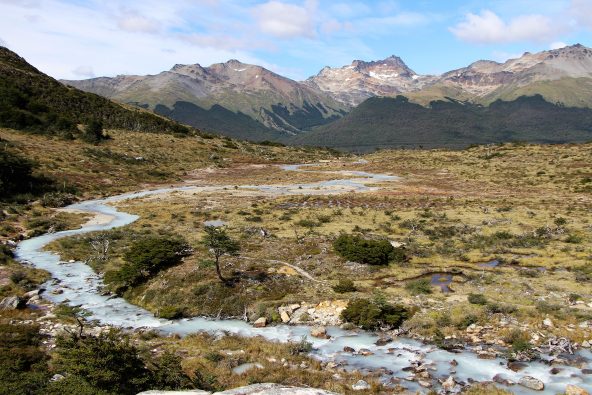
[14,163,591,394]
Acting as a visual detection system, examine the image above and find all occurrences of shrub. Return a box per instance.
[106,235,190,290]
[288,337,313,355]
[468,293,488,305]
[332,278,356,293]
[504,329,531,353]
[54,330,153,394]
[341,298,412,330]
[333,234,404,265]
[405,278,432,295]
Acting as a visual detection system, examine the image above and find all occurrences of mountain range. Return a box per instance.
[3,44,592,150]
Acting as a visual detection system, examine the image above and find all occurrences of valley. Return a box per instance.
[0,26,592,395]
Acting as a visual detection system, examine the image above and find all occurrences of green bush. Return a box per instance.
[341,298,412,330]
[333,234,404,265]
[332,278,356,293]
[405,278,432,295]
[106,235,190,290]
[157,306,184,320]
[468,293,488,305]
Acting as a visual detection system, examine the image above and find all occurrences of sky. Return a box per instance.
[0,0,591,81]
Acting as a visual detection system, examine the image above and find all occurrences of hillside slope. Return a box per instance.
[0,47,192,138]
[62,60,346,140]
[293,95,592,152]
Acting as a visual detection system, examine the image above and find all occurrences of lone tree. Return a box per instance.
[201,226,240,283]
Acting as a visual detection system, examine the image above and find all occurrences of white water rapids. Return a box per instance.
[14,164,591,394]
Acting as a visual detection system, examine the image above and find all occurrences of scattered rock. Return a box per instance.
[280,311,291,323]
[582,340,591,348]
[508,361,528,372]
[351,380,370,391]
[543,318,554,328]
[418,380,432,388]
[566,385,590,395]
[518,376,544,391]
[441,375,456,391]
[375,336,392,346]
[358,348,374,356]
[310,326,328,339]
[343,346,355,353]
[0,296,25,310]
[253,317,267,328]
[549,367,562,375]
[24,289,44,299]
[493,374,514,386]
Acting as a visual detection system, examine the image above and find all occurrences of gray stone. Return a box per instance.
[310,326,328,339]
[351,380,371,391]
[565,384,590,395]
[216,383,339,394]
[0,296,24,310]
[518,376,545,391]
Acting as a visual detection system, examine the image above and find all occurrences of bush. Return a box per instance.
[341,298,412,330]
[333,234,404,265]
[288,337,313,355]
[468,293,488,305]
[106,235,190,289]
[157,306,184,320]
[54,330,154,394]
[405,278,432,295]
[504,329,531,353]
[332,278,356,293]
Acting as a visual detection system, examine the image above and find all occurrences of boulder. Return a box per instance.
[343,346,355,353]
[351,380,370,391]
[310,326,328,339]
[441,376,456,391]
[280,311,291,323]
[375,336,392,346]
[518,376,544,391]
[253,317,267,328]
[358,348,374,356]
[0,296,25,310]
[24,289,44,299]
[566,385,590,395]
[582,340,591,348]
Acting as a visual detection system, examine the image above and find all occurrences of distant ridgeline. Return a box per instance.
[0,47,193,139]
[292,95,592,152]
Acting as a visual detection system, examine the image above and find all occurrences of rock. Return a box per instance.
[51,289,64,295]
[518,376,544,391]
[543,318,554,328]
[450,359,458,366]
[582,369,592,375]
[441,376,456,391]
[50,374,65,382]
[310,326,328,339]
[582,340,591,348]
[280,311,291,323]
[27,295,41,303]
[493,374,513,386]
[508,361,528,372]
[358,348,374,356]
[549,367,562,375]
[566,385,590,395]
[343,346,355,353]
[253,317,267,328]
[375,336,392,346]
[137,390,211,394]
[24,289,44,299]
[0,296,25,310]
[351,380,370,391]
[418,380,432,388]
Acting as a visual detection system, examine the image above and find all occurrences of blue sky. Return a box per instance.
[0,0,591,80]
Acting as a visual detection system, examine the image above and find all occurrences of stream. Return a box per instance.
[14,163,591,394]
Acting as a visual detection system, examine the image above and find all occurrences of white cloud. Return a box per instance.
[450,10,557,43]
[117,11,161,33]
[72,65,95,78]
[550,41,567,50]
[253,0,317,39]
